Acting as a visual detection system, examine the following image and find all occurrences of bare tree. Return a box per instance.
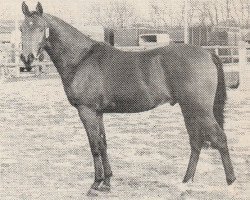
[189,0,240,27]
[90,0,138,28]
[149,0,185,28]
[149,0,216,28]
[89,0,250,29]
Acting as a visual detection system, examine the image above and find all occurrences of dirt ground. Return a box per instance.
[0,77,249,200]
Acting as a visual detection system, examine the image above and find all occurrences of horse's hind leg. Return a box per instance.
[208,121,236,185]
[183,114,236,185]
[183,116,204,183]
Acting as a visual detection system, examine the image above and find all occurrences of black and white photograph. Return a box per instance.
[0,0,249,199]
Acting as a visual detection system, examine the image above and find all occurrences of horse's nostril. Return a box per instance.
[20,54,25,62]
[39,53,44,61]
[27,53,35,64]
[20,54,28,64]
[28,53,34,60]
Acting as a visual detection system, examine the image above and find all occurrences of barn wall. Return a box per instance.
[114,29,139,46]
[114,28,177,47]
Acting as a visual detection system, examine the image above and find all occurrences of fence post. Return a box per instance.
[0,56,7,81]
[15,52,20,78]
[238,41,248,91]
[0,65,5,82]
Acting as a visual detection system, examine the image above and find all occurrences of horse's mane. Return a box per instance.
[43,14,105,45]
[44,14,84,35]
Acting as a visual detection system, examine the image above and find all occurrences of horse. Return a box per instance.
[20,2,236,196]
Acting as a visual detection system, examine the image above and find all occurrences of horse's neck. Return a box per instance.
[43,14,96,78]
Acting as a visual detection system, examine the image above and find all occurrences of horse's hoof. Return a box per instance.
[227,177,236,185]
[182,175,190,184]
[86,188,99,196]
[98,184,111,192]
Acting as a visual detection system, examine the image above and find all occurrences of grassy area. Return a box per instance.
[0,79,249,199]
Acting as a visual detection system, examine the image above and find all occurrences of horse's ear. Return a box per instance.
[22,2,30,16]
[36,2,43,15]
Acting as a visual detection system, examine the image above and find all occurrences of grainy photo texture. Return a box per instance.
[0,0,249,199]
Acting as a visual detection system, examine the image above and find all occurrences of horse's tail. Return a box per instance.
[211,53,227,130]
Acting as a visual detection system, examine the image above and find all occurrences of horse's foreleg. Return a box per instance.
[183,116,203,183]
[77,106,104,196]
[98,114,113,191]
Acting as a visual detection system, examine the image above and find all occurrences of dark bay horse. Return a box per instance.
[20,2,236,196]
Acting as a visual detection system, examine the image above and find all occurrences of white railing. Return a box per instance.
[202,46,240,72]
[202,46,239,64]
[202,45,250,73]
[0,61,55,79]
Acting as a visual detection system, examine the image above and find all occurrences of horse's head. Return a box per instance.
[20,2,49,68]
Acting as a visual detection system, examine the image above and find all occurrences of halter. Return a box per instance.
[45,27,50,39]
[36,26,50,59]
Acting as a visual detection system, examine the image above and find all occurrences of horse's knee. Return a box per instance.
[90,137,107,157]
